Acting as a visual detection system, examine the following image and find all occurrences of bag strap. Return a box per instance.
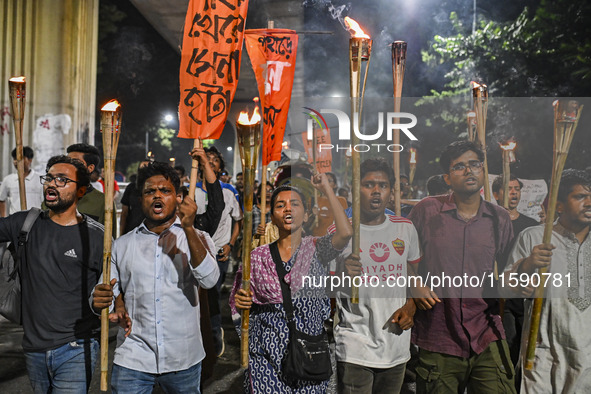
[10,208,41,280]
[269,242,296,330]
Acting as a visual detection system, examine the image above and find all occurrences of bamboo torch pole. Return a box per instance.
[499,141,517,208]
[346,16,372,304]
[236,107,262,368]
[392,41,407,216]
[99,99,122,391]
[525,99,583,370]
[467,110,477,142]
[472,82,491,201]
[409,148,417,187]
[8,76,27,211]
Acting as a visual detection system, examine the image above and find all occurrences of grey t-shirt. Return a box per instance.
[0,210,104,352]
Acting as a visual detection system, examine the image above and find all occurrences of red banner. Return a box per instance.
[301,128,333,173]
[178,0,249,139]
[244,29,298,165]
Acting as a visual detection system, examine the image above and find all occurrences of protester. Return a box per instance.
[0,146,43,217]
[0,155,104,392]
[98,167,120,198]
[493,173,540,386]
[174,165,190,186]
[119,160,149,235]
[426,174,451,196]
[92,162,219,393]
[194,145,240,357]
[326,171,338,193]
[252,181,273,242]
[220,170,231,184]
[501,169,591,393]
[231,175,353,393]
[331,158,421,393]
[408,141,516,392]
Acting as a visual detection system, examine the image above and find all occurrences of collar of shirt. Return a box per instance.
[137,217,182,235]
[25,169,37,181]
[440,192,495,219]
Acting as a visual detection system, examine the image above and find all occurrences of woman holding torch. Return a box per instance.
[230,174,352,393]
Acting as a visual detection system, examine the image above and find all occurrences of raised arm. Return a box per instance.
[312,173,352,250]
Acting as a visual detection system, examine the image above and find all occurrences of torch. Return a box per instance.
[471,81,491,201]
[8,76,27,211]
[99,99,122,391]
[525,99,583,370]
[236,107,261,368]
[409,148,417,187]
[392,41,407,216]
[499,141,517,208]
[169,157,176,168]
[346,16,372,304]
[467,110,477,142]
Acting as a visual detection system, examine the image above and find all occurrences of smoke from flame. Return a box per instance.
[237,106,261,125]
[101,99,121,111]
[344,17,370,39]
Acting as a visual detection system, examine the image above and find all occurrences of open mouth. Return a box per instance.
[284,214,293,224]
[152,201,164,214]
[583,210,591,218]
[370,198,381,208]
[465,177,477,185]
[45,188,58,202]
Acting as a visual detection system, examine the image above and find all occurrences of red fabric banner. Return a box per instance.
[244,29,298,165]
[301,128,333,173]
[178,0,249,139]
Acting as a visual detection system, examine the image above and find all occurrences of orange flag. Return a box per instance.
[302,128,333,173]
[244,29,298,165]
[178,0,249,139]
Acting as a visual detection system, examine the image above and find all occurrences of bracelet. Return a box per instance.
[228,243,234,248]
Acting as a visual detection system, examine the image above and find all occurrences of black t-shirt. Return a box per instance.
[511,213,540,237]
[0,210,104,352]
[120,182,145,233]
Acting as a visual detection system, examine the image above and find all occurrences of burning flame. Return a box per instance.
[500,141,517,151]
[409,148,417,164]
[471,81,487,90]
[253,97,259,103]
[237,106,261,125]
[101,99,121,111]
[344,17,370,39]
[9,76,26,83]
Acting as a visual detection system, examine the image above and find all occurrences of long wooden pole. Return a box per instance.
[392,42,407,216]
[502,150,510,208]
[472,82,490,201]
[236,114,261,368]
[188,138,202,200]
[99,100,122,391]
[525,100,582,370]
[8,77,27,211]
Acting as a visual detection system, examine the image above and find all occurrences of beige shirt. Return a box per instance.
[0,169,44,215]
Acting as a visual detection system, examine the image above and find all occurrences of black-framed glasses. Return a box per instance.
[40,175,78,187]
[450,160,484,174]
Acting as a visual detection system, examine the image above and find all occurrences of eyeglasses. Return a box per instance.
[40,175,78,187]
[450,160,484,174]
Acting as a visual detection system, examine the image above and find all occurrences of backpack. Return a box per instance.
[0,208,41,324]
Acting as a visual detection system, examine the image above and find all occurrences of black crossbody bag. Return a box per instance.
[269,241,332,382]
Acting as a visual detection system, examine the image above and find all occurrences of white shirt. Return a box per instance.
[0,169,44,215]
[104,218,219,374]
[195,185,242,250]
[332,214,421,368]
[503,223,591,393]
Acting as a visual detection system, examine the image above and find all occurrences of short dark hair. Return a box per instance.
[439,141,485,173]
[137,162,181,194]
[66,143,100,169]
[492,174,523,194]
[257,181,274,196]
[271,185,307,211]
[11,146,34,160]
[558,169,591,202]
[360,158,395,188]
[204,146,225,172]
[46,155,90,188]
[325,172,338,186]
[174,165,186,177]
[426,174,451,196]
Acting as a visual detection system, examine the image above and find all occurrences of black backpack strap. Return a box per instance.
[10,208,41,280]
[269,242,296,330]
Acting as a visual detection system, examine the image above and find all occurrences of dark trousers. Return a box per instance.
[337,361,406,394]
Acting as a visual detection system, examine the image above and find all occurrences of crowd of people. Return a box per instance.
[0,139,589,394]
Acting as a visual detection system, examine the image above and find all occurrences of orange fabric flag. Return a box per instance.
[244,29,298,165]
[178,0,249,139]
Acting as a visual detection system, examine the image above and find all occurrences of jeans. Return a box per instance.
[111,362,202,394]
[25,338,99,394]
[337,361,406,394]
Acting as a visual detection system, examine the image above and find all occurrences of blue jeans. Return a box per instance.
[111,362,202,394]
[25,338,99,394]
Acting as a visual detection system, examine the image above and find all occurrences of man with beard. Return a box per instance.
[408,141,516,393]
[501,169,591,393]
[0,155,104,392]
[92,162,219,392]
[330,158,421,393]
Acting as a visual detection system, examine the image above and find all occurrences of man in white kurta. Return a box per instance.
[501,169,591,394]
